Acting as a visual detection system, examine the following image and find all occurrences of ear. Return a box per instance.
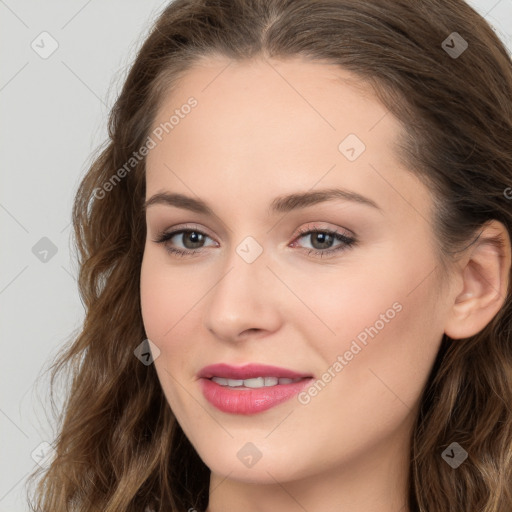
[444,220,511,339]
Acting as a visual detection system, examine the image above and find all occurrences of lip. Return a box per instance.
[199,376,314,415]
[197,363,312,380]
[197,363,314,415]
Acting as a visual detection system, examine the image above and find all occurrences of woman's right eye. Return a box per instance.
[153,228,215,257]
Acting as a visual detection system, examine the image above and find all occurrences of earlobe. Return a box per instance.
[444,220,511,340]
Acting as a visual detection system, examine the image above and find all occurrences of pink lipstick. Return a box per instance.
[198,363,313,415]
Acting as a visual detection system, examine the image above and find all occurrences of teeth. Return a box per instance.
[211,376,303,388]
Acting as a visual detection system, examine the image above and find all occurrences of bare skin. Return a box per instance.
[139,55,511,512]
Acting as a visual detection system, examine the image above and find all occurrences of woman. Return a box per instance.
[27,0,512,511]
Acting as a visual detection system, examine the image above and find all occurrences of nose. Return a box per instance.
[202,241,282,343]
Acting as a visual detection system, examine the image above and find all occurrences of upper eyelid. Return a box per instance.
[161,223,347,234]
[297,222,354,236]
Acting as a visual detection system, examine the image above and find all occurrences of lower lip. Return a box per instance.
[199,377,313,415]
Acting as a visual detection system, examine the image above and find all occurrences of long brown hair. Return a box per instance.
[26,1,512,510]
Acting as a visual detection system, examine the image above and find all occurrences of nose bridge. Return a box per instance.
[213,233,271,309]
[203,233,281,340]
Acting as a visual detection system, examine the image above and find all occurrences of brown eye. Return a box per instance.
[293,227,357,258]
[306,231,336,250]
[153,228,215,257]
[178,231,207,249]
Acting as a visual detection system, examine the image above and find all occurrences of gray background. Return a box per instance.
[1,1,511,510]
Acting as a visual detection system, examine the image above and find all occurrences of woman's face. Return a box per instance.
[140,56,454,488]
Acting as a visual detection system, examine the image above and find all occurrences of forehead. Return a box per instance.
[145,56,431,222]
[149,55,391,148]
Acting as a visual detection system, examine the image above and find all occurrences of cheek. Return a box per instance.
[140,250,203,341]
[297,250,444,406]
[140,252,206,423]
[337,288,441,415]
[140,258,169,341]
[286,269,443,469]
[139,249,214,407]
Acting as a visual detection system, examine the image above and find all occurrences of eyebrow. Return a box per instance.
[143,188,381,215]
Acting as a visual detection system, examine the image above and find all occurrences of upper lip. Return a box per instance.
[198,363,313,380]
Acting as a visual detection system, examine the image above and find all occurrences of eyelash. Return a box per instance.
[152,224,357,259]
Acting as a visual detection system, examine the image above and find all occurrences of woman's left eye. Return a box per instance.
[291,226,357,257]
[153,225,357,259]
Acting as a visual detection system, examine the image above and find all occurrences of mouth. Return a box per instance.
[197,363,314,414]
